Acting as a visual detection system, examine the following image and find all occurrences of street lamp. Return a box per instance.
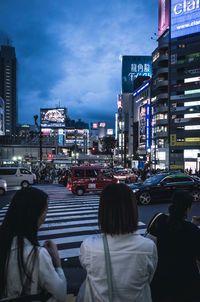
[74,129,78,165]
[33,115,43,168]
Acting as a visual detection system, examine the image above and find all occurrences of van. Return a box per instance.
[67,166,117,196]
[0,167,34,188]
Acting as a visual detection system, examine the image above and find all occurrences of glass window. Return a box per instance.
[86,169,99,177]
[175,177,193,182]
[20,169,31,175]
[74,169,84,178]
[0,169,17,175]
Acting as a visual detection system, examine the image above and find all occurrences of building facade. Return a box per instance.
[0,96,5,135]
[0,45,17,135]
[151,30,169,169]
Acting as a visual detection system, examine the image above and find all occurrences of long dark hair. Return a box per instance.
[0,187,48,298]
[98,183,138,235]
[167,191,192,231]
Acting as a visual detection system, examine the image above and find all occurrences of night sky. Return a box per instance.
[0,0,158,128]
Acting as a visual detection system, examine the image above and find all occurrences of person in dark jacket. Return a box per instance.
[149,191,200,302]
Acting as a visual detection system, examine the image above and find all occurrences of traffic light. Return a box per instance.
[92,147,96,151]
[48,153,52,160]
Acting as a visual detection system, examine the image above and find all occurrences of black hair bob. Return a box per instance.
[98,183,138,236]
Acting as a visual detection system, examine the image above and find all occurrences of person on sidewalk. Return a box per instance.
[148,191,200,302]
[0,187,67,302]
[77,183,157,302]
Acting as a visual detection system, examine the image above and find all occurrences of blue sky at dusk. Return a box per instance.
[0,0,158,128]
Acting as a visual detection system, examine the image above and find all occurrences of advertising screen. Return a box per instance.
[122,56,152,93]
[40,108,66,128]
[98,122,106,128]
[159,0,169,37]
[171,0,200,39]
[107,129,114,135]
[91,123,98,129]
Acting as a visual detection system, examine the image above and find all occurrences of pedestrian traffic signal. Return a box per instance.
[48,153,52,160]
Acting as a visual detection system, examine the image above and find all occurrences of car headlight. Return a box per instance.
[133,189,139,193]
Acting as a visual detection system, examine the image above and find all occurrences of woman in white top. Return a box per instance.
[0,187,66,302]
[78,183,158,302]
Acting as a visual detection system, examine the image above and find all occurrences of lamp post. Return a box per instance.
[74,129,77,165]
[33,115,42,168]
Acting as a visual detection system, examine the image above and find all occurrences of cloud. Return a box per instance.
[0,0,158,128]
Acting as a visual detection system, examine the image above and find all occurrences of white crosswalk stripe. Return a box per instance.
[0,185,147,260]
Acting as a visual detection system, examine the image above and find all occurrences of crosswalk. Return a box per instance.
[0,185,147,261]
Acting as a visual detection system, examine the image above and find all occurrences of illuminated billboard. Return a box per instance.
[171,0,200,39]
[91,123,98,129]
[122,56,152,93]
[159,0,169,37]
[107,129,114,135]
[40,108,66,128]
[98,122,106,128]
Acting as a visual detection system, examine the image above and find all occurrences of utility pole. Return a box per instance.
[33,115,42,168]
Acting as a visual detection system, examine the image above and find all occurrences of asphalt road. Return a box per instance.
[0,184,200,295]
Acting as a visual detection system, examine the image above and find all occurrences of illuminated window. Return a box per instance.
[185,125,200,130]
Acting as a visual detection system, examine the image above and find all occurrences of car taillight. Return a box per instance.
[67,184,72,191]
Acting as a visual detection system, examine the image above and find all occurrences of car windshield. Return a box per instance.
[144,175,164,184]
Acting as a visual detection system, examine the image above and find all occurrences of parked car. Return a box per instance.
[0,178,7,195]
[129,174,200,205]
[67,166,118,196]
[0,167,34,188]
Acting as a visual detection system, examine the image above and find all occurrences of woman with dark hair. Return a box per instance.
[148,191,200,302]
[77,183,157,302]
[0,187,66,301]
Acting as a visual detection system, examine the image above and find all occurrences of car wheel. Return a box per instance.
[21,181,29,188]
[139,191,151,205]
[192,190,200,202]
[0,188,5,196]
[76,187,84,196]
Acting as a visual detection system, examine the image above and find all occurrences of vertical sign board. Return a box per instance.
[122,56,152,93]
[146,104,150,150]
[58,129,64,146]
[171,0,200,39]
[159,0,170,37]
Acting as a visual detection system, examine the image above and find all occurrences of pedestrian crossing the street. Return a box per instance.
[0,185,147,261]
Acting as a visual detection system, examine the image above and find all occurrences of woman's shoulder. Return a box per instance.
[82,234,103,248]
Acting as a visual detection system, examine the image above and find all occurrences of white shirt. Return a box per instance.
[5,237,67,302]
[79,233,157,302]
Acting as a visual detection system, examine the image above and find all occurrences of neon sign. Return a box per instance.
[133,82,150,97]
[146,105,150,150]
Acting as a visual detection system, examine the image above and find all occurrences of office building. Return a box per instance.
[169,1,200,171]
[0,96,5,135]
[0,45,17,135]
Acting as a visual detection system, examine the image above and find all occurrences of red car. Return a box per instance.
[113,170,138,183]
[67,166,117,196]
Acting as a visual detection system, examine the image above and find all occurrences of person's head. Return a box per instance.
[98,183,138,235]
[0,187,48,298]
[169,190,192,221]
[1,187,48,245]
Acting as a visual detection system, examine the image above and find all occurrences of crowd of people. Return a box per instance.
[32,167,69,186]
[0,183,200,302]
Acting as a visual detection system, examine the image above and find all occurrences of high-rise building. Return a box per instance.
[169,1,200,172]
[0,96,5,135]
[151,0,200,171]
[0,45,17,135]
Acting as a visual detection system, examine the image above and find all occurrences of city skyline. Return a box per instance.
[0,0,158,128]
